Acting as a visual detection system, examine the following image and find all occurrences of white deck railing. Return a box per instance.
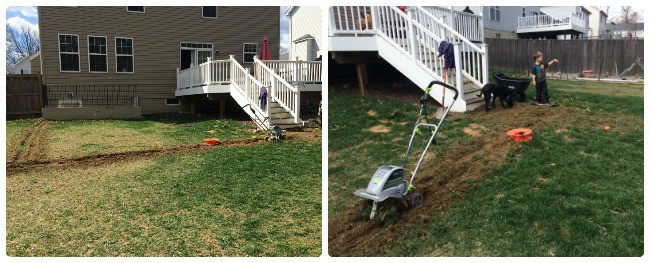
[421,6,483,43]
[411,6,489,88]
[176,59,231,90]
[330,6,376,36]
[254,57,300,123]
[330,6,489,95]
[261,59,322,84]
[229,55,269,118]
[518,12,587,33]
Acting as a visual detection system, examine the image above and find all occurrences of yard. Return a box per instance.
[328,77,643,256]
[6,113,322,256]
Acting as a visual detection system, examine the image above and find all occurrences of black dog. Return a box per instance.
[477,83,514,113]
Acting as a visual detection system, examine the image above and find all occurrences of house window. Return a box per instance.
[115,37,134,73]
[495,33,501,39]
[88,36,108,73]
[202,7,217,18]
[522,7,526,17]
[21,69,31,74]
[489,6,500,22]
[127,6,145,13]
[243,43,258,63]
[58,34,80,72]
[166,98,181,105]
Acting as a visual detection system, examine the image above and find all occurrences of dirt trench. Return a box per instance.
[8,119,50,164]
[7,122,322,176]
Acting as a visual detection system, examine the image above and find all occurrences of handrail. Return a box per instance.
[254,56,300,123]
[413,6,483,51]
[229,56,268,119]
[176,59,231,90]
[411,6,488,87]
[260,60,322,83]
[421,6,483,42]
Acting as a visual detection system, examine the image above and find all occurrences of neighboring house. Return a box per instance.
[480,6,542,39]
[285,6,322,61]
[30,52,41,74]
[456,6,590,39]
[38,6,280,115]
[583,6,608,38]
[611,23,644,38]
[279,47,290,60]
[517,6,590,39]
[8,52,39,74]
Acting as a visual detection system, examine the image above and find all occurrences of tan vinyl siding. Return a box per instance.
[39,6,280,114]
[30,54,41,74]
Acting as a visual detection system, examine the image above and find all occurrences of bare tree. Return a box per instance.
[6,25,40,66]
[617,6,642,24]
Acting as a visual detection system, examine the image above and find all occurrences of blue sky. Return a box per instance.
[6,6,39,34]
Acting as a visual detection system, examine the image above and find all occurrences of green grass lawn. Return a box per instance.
[328,79,643,256]
[46,113,263,158]
[7,141,321,256]
[7,113,321,256]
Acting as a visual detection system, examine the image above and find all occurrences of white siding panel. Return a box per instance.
[289,6,322,61]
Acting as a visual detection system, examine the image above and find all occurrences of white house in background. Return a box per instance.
[285,6,322,61]
[583,6,608,38]
[8,52,40,74]
[478,6,542,39]
[518,6,591,39]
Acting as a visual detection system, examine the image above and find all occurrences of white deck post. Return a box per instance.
[245,68,250,101]
[176,68,180,90]
[229,55,235,83]
[481,43,489,85]
[449,6,456,32]
[371,6,379,31]
[452,41,464,104]
[329,7,337,36]
[295,56,301,83]
[407,6,417,61]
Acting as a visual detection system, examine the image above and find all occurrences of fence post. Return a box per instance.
[453,41,464,105]
[295,56,301,83]
[481,43,489,85]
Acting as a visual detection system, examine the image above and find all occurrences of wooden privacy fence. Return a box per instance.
[6,74,43,118]
[485,39,644,77]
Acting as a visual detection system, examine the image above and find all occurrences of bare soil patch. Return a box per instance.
[9,119,49,163]
[367,125,391,133]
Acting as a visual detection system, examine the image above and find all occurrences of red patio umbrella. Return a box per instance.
[260,36,271,61]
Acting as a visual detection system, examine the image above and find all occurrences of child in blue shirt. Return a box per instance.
[531,51,559,105]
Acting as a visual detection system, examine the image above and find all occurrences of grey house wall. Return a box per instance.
[38,6,280,114]
[482,6,541,39]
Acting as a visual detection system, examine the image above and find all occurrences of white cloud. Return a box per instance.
[7,6,38,18]
[280,32,291,49]
[6,16,39,35]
